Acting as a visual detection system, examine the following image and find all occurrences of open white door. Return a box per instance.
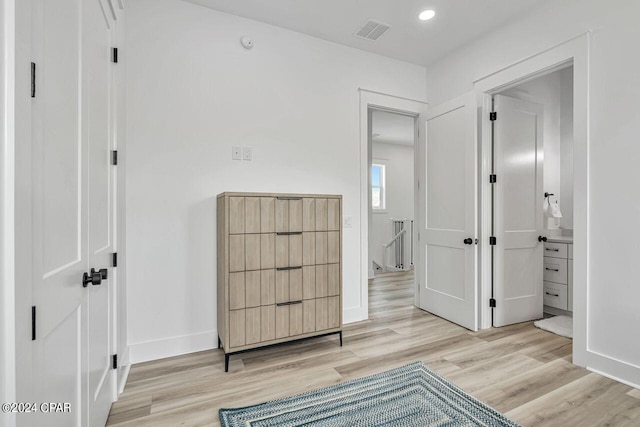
[493,95,544,327]
[418,93,477,331]
[30,0,87,425]
[31,0,115,425]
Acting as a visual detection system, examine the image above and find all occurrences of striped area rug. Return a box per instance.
[219,361,520,426]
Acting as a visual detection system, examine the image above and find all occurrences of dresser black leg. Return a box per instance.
[339,331,343,347]
[225,354,230,372]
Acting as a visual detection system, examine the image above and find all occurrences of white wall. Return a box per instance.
[426,0,640,386]
[125,0,426,362]
[369,142,414,270]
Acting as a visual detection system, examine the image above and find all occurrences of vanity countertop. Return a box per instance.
[547,236,573,244]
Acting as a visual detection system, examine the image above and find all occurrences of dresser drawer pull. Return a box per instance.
[545,248,560,252]
[276,266,302,271]
[276,300,303,306]
[545,268,559,272]
[545,292,560,297]
[276,232,302,236]
[277,196,302,201]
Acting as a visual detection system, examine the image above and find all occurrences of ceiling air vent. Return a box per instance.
[354,19,390,42]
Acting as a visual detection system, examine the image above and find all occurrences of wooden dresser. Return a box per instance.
[217,192,342,371]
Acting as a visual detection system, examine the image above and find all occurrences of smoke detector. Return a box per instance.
[354,19,391,42]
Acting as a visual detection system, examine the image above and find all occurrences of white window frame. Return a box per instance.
[371,161,387,212]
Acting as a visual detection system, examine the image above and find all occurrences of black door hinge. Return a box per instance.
[489,236,497,246]
[489,298,497,308]
[111,150,118,165]
[112,252,118,267]
[112,47,118,64]
[489,174,497,183]
[490,112,497,121]
[31,306,36,340]
[31,62,36,98]
[112,354,118,370]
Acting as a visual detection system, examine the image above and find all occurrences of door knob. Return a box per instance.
[463,238,473,245]
[95,268,108,280]
[82,268,108,287]
[538,236,547,242]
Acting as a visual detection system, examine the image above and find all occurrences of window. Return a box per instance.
[371,163,386,210]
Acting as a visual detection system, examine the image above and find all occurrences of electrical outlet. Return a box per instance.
[343,216,353,228]
[232,146,241,160]
[242,146,253,161]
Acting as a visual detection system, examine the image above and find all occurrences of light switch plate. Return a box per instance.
[242,146,253,161]
[343,216,353,228]
[232,146,241,160]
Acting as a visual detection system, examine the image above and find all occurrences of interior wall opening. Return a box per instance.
[490,65,575,342]
[367,108,416,306]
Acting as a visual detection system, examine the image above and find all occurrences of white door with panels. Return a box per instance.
[492,95,544,327]
[31,0,117,425]
[418,93,478,331]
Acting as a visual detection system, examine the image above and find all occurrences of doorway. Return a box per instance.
[490,66,575,328]
[367,109,417,314]
[357,89,427,323]
[367,109,416,276]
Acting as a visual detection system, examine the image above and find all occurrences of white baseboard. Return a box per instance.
[586,350,640,390]
[129,330,217,364]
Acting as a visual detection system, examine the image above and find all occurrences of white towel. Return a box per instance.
[549,202,563,218]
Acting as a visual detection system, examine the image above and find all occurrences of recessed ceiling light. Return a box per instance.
[419,9,436,21]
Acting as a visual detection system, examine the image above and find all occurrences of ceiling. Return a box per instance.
[184,0,548,66]
[372,110,414,146]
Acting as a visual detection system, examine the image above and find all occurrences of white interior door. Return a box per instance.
[85,0,116,425]
[493,94,544,327]
[31,0,115,425]
[31,0,86,425]
[418,93,477,331]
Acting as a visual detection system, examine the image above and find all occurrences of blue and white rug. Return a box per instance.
[219,361,520,426]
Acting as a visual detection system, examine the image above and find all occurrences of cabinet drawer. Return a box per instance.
[229,307,266,348]
[315,296,340,332]
[544,242,567,259]
[275,197,303,233]
[543,257,567,284]
[543,282,568,310]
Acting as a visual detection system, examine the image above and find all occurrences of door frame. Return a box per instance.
[356,89,428,322]
[474,34,589,367]
[1,0,18,421]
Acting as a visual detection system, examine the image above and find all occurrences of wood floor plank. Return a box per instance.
[107,271,638,426]
[505,373,640,426]
[473,358,590,413]
[444,352,544,393]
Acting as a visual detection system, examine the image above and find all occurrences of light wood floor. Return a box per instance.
[107,271,640,426]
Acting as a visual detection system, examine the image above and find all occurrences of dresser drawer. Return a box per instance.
[544,257,567,284]
[544,242,567,259]
[544,282,568,310]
